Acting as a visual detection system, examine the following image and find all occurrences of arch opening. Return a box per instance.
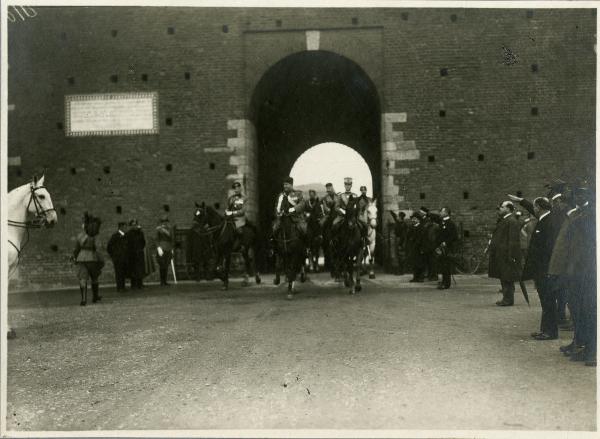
[250,50,381,236]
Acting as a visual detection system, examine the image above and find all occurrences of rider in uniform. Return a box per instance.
[225,181,248,236]
[332,177,368,242]
[272,176,307,239]
[320,183,339,228]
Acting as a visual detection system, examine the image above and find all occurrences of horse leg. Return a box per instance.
[368,252,376,279]
[222,253,230,290]
[273,254,281,285]
[348,261,356,295]
[241,248,250,287]
[251,244,261,284]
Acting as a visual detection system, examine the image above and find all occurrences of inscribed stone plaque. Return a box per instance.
[65,92,159,136]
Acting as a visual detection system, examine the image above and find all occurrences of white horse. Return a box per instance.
[7,176,57,338]
[362,199,378,279]
[8,175,58,276]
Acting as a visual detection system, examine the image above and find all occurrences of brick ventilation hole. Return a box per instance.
[110,75,118,83]
[111,30,118,37]
[141,74,148,81]
[439,110,446,117]
[428,155,435,162]
[16,168,22,177]
[516,191,523,197]
[401,12,409,20]
[167,27,175,34]
[526,10,534,19]
[463,191,469,199]
[222,25,229,33]
[103,166,111,174]
[352,17,358,25]
[276,19,282,27]
[213,202,220,210]
[70,167,77,175]
[97,177,102,182]
[440,68,448,76]
[163,204,170,212]
[209,162,215,170]
[50,245,59,252]
[464,230,470,238]
[527,152,535,160]
[420,193,426,200]
[166,118,173,126]
[59,207,66,215]
[116,206,122,214]
[450,14,457,22]
[531,64,538,72]
[57,122,63,130]
[184,72,191,80]
[166,164,173,171]
[478,154,485,161]
[67,77,75,85]
[531,107,538,116]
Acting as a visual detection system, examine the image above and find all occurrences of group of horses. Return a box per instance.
[188,195,378,298]
[5,176,378,302]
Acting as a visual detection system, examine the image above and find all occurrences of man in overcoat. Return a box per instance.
[107,221,128,292]
[155,215,174,286]
[521,197,557,340]
[436,207,459,290]
[488,201,522,306]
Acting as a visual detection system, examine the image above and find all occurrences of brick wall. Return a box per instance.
[7,7,595,290]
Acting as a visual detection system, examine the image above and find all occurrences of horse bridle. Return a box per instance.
[7,185,56,266]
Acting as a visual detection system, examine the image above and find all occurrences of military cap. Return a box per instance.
[360,185,367,191]
[344,177,353,184]
[283,176,294,185]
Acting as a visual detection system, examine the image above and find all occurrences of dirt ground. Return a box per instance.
[5,273,597,432]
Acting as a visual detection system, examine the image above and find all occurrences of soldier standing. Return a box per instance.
[155,215,174,286]
[73,212,104,306]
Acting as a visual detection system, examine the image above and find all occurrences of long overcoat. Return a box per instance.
[488,213,522,281]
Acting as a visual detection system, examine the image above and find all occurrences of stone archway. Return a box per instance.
[249,50,381,236]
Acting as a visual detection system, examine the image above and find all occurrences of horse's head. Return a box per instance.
[193,201,208,226]
[29,175,58,227]
[367,199,378,228]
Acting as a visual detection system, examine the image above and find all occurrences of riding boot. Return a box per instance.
[80,284,87,306]
[92,283,102,303]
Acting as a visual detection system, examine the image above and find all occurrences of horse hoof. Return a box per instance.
[80,301,87,306]
[7,328,16,339]
[255,276,262,284]
[349,289,355,295]
[273,278,280,286]
[286,294,293,300]
[355,284,362,292]
[369,274,376,279]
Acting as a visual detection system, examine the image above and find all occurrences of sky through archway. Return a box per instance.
[290,142,373,197]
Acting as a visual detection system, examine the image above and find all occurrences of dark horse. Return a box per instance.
[305,201,323,273]
[192,202,261,290]
[187,203,216,281]
[273,197,306,299]
[330,196,365,295]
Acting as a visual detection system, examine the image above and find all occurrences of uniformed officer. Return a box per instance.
[155,215,174,286]
[272,176,307,238]
[332,177,358,232]
[320,183,340,228]
[225,181,248,235]
[305,189,322,221]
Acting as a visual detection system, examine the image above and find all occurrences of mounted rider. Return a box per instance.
[225,181,249,236]
[272,176,307,239]
[331,177,368,242]
[319,182,340,229]
[304,189,323,222]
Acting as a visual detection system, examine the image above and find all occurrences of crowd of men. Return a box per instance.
[488,179,596,366]
[390,206,459,290]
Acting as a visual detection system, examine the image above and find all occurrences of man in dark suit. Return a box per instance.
[107,222,129,292]
[488,201,522,306]
[390,209,409,275]
[407,212,426,282]
[436,207,459,290]
[521,198,557,340]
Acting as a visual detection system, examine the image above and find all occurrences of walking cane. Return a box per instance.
[171,258,178,284]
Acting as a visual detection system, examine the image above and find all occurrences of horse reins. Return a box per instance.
[7,185,55,273]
